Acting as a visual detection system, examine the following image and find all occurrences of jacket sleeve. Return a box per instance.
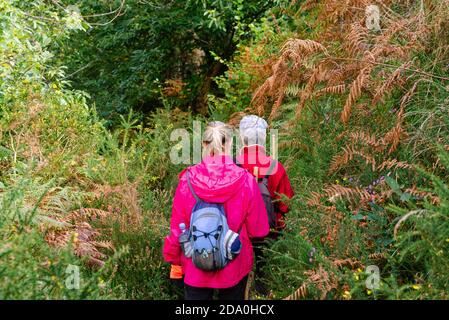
[163,180,186,266]
[272,162,294,215]
[245,175,270,238]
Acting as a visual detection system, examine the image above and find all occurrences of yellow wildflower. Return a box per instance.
[342,290,351,299]
[367,289,372,295]
[412,284,421,290]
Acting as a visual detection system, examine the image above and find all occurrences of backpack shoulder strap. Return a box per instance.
[186,170,200,203]
[233,156,242,168]
[262,159,278,183]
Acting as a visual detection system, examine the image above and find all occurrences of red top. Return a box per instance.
[236,145,294,231]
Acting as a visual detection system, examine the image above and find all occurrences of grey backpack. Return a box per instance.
[235,158,277,229]
[183,170,242,271]
[257,160,277,228]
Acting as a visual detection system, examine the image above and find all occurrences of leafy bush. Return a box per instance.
[0,0,184,299]
[1,0,447,300]
[216,0,449,300]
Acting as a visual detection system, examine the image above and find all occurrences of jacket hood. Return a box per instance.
[183,155,247,203]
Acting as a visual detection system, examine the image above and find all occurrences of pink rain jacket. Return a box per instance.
[163,155,269,288]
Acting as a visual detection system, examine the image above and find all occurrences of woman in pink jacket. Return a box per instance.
[163,122,269,300]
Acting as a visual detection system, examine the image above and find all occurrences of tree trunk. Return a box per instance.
[195,25,237,115]
[195,60,224,115]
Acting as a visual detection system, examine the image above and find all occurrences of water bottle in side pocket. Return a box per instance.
[178,223,193,258]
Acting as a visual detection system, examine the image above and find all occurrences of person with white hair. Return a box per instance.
[238,115,269,147]
[236,115,294,296]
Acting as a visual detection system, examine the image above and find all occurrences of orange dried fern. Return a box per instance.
[45,208,115,268]
[329,146,376,173]
[341,66,373,124]
[372,61,411,106]
[383,81,420,153]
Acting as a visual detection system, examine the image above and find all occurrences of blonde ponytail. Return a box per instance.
[202,122,233,157]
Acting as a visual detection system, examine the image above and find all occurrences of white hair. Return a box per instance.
[239,115,268,146]
[202,122,233,157]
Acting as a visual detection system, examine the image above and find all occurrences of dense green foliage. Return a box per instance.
[0,0,448,300]
[0,0,184,298]
[216,0,449,299]
[59,0,288,122]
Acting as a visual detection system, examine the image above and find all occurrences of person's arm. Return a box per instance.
[272,163,294,214]
[163,180,186,266]
[245,175,270,238]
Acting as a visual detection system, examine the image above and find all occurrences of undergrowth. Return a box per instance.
[1,0,447,300]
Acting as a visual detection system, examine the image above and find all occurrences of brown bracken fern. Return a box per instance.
[45,208,115,268]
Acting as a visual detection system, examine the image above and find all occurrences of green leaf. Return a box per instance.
[367,212,381,221]
[351,213,365,220]
[0,247,12,259]
[400,192,411,202]
[0,146,12,158]
[386,176,401,194]
[369,201,385,212]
